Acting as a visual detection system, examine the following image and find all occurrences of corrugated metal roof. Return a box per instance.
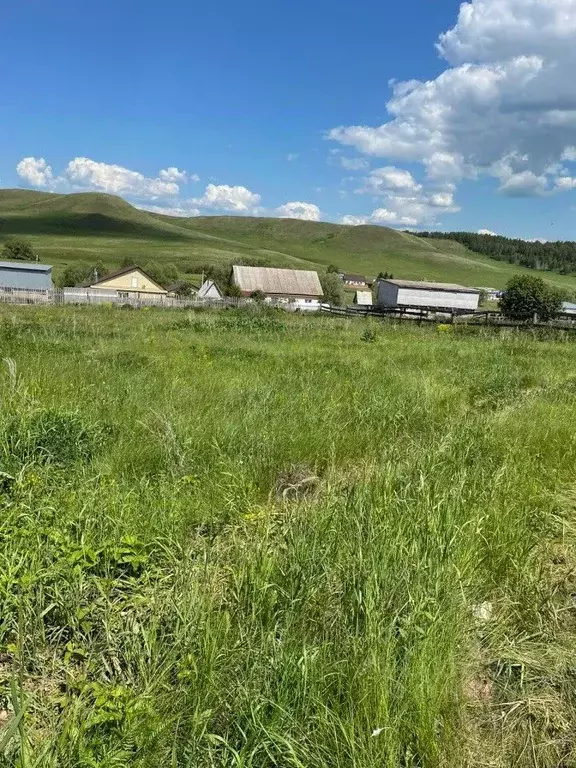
[233,266,323,297]
[383,278,479,294]
[0,261,52,272]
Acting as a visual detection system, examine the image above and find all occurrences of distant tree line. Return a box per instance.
[413,231,576,275]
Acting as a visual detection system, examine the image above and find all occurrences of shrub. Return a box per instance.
[499,274,564,322]
[2,238,36,261]
[320,272,344,306]
[169,279,195,297]
[58,262,109,288]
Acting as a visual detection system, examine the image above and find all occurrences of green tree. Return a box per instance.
[499,274,564,322]
[327,264,340,274]
[169,279,195,297]
[2,238,36,261]
[250,290,266,302]
[226,282,242,298]
[163,262,180,282]
[58,262,109,288]
[142,262,168,287]
[320,272,345,306]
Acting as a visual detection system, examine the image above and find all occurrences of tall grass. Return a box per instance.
[0,305,576,766]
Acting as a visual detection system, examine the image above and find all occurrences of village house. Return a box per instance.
[89,265,168,298]
[232,265,323,310]
[0,260,53,291]
[377,278,480,312]
[339,272,369,288]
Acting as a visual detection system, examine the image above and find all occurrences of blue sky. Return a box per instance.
[3,0,576,239]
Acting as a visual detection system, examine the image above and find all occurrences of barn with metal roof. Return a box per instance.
[232,266,323,309]
[377,278,480,312]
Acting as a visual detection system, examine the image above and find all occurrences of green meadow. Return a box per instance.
[1,304,576,767]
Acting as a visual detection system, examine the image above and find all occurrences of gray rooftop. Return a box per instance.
[0,260,52,272]
[233,265,323,297]
[382,278,479,294]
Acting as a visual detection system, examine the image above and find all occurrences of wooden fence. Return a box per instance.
[321,303,576,331]
[0,288,244,310]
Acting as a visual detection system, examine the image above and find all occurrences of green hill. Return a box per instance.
[1,188,576,293]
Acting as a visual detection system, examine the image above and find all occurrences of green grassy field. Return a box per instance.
[1,304,576,766]
[2,189,576,293]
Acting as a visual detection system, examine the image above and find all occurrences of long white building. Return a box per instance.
[377,279,480,312]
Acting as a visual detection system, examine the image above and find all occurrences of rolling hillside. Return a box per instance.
[1,188,576,292]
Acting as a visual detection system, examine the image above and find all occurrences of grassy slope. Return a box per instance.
[2,189,576,291]
[1,305,576,766]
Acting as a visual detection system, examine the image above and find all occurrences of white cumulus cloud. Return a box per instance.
[329,0,576,214]
[341,214,369,225]
[478,228,498,235]
[276,202,321,221]
[65,157,179,198]
[16,156,259,215]
[193,183,261,213]
[360,166,422,194]
[138,202,201,217]
[159,167,188,183]
[16,157,57,188]
[17,156,190,200]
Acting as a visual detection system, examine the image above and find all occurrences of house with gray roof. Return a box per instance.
[232,266,323,310]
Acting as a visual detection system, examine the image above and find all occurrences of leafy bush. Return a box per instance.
[499,274,564,321]
[2,238,36,261]
[320,272,344,306]
[58,261,109,288]
[168,279,195,297]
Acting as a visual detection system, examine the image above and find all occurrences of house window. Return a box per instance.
[118,291,129,298]
[131,277,138,288]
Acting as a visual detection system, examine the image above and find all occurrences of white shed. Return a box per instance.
[354,290,373,306]
[197,279,223,300]
[377,279,480,312]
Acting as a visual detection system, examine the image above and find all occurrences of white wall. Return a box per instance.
[397,288,479,310]
[378,281,478,310]
[263,296,321,311]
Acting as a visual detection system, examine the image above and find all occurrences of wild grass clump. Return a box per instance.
[0,410,114,469]
[0,304,576,766]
